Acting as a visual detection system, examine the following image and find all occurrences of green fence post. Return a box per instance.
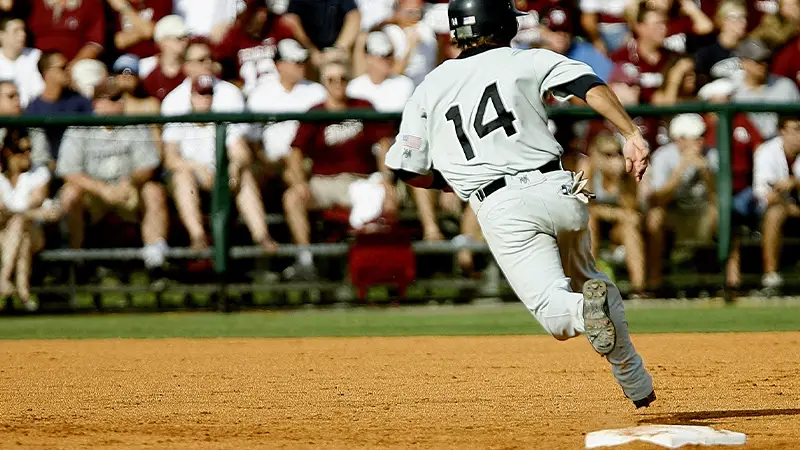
[716,107,734,284]
[212,123,231,275]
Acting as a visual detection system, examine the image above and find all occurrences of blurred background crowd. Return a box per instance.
[0,0,800,311]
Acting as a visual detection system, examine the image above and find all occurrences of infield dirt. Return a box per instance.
[1,333,799,449]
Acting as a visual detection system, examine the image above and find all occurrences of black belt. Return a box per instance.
[475,159,562,202]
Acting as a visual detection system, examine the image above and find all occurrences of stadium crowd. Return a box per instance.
[0,0,799,310]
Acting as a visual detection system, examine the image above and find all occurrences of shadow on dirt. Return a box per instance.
[639,409,800,426]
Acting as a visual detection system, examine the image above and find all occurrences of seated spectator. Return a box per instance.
[213,0,294,96]
[284,0,362,68]
[633,0,714,55]
[694,1,748,85]
[0,16,44,108]
[0,129,58,312]
[26,52,94,168]
[27,0,105,64]
[651,56,697,105]
[355,0,395,31]
[57,79,169,269]
[536,5,612,81]
[112,54,159,115]
[173,0,241,41]
[611,5,674,104]
[70,58,108,99]
[0,81,51,172]
[644,114,718,290]
[752,115,800,289]
[750,0,799,48]
[140,15,189,102]
[732,38,800,139]
[348,31,415,112]
[161,37,241,117]
[109,0,173,59]
[379,0,438,86]
[282,61,394,280]
[163,76,277,252]
[579,0,630,55]
[247,39,327,165]
[579,133,645,293]
[698,78,764,288]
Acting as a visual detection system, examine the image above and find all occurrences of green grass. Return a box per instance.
[1,304,799,340]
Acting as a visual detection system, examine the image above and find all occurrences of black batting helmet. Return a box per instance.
[448,0,526,43]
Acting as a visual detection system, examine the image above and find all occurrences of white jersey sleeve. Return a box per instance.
[385,90,431,176]
[533,49,596,101]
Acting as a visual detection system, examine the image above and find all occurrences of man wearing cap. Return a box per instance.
[112,54,160,115]
[213,0,294,95]
[163,75,277,252]
[282,61,394,280]
[57,78,170,268]
[643,113,718,290]
[732,38,800,139]
[537,5,612,82]
[348,31,415,113]
[109,0,173,59]
[752,115,800,289]
[140,15,190,102]
[0,16,44,108]
[247,39,327,164]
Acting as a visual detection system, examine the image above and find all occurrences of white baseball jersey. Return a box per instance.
[385,47,594,200]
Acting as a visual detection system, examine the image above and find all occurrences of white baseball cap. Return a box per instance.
[154,15,188,42]
[669,113,707,139]
[275,39,309,63]
[697,78,736,101]
[365,31,394,58]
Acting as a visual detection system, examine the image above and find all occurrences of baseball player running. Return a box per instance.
[385,0,655,408]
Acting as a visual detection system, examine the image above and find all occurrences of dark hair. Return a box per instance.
[37,51,64,76]
[0,14,23,32]
[779,114,800,130]
[635,1,663,24]
[0,127,29,174]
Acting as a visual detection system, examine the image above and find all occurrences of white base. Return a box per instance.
[585,425,747,449]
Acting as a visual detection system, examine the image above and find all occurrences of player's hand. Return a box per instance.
[622,133,650,182]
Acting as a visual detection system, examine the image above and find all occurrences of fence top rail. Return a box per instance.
[0,103,795,127]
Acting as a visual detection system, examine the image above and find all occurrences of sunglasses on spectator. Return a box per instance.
[187,55,213,63]
[325,75,349,84]
[97,93,124,102]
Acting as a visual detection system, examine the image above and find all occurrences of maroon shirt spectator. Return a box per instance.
[141,15,188,102]
[213,1,294,91]
[611,7,674,103]
[772,38,800,90]
[110,0,173,59]
[292,99,385,176]
[27,0,105,62]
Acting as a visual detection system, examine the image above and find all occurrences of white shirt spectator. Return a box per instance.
[0,48,44,108]
[579,0,627,17]
[383,22,437,86]
[246,77,327,161]
[356,0,395,31]
[162,77,249,162]
[648,142,719,210]
[346,73,414,112]
[733,75,800,139]
[752,136,800,207]
[0,166,50,213]
[164,122,249,170]
[173,0,239,37]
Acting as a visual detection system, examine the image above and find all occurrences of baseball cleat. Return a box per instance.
[633,390,657,409]
[582,279,616,356]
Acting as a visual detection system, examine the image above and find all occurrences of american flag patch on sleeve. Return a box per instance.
[401,134,422,149]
